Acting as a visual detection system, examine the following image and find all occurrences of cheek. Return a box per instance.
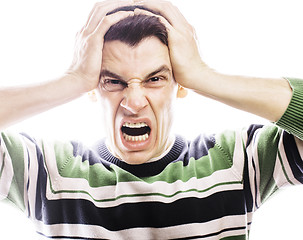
[153,87,176,123]
[162,84,177,109]
[99,94,121,125]
[99,89,120,111]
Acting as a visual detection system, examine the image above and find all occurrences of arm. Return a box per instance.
[0,0,136,212]
[0,1,134,131]
[191,71,292,123]
[134,0,293,123]
[0,76,85,130]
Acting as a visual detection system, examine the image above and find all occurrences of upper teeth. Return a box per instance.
[123,122,148,128]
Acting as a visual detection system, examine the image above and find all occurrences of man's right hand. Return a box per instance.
[67,0,134,93]
[0,0,135,130]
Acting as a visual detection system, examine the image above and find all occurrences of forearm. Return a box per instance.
[0,3,136,131]
[0,74,85,130]
[133,1,293,122]
[190,68,293,122]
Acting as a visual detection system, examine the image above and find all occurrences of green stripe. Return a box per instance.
[256,126,281,203]
[45,140,241,202]
[215,130,236,167]
[53,137,234,187]
[53,141,119,187]
[276,78,303,140]
[46,165,241,203]
[1,132,25,210]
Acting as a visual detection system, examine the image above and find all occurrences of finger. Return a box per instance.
[134,0,189,30]
[133,8,173,32]
[84,1,115,28]
[93,10,135,39]
[86,0,133,32]
[85,0,134,34]
[85,0,132,25]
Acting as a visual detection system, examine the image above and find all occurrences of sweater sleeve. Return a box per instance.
[276,78,303,140]
[0,132,41,212]
[243,78,303,208]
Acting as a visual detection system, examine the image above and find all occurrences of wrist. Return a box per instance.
[63,71,97,95]
[179,62,217,92]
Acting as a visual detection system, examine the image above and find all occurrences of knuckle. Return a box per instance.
[102,15,111,25]
[80,27,90,37]
[94,1,107,8]
[93,2,99,9]
[85,35,95,44]
[163,1,172,8]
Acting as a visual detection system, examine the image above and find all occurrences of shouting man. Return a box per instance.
[0,0,302,239]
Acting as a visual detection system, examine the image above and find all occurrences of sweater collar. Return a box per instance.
[96,135,186,177]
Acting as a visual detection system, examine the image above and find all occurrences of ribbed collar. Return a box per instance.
[96,135,186,177]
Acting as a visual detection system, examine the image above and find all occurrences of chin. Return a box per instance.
[120,151,152,165]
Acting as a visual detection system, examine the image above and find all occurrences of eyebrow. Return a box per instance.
[100,65,172,81]
[145,65,172,79]
[99,70,124,81]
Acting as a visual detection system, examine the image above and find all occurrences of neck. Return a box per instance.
[106,134,176,163]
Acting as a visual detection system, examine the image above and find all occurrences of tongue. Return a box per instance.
[122,126,150,136]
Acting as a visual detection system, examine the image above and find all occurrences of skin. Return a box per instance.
[0,0,293,164]
[0,0,136,129]
[98,37,180,164]
[132,1,292,122]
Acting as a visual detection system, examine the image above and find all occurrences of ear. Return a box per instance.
[88,90,98,102]
[176,85,188,98]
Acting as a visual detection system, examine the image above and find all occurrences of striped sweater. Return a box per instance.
[1,78,303,239]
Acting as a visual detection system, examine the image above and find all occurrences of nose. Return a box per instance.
[120,81,148,114]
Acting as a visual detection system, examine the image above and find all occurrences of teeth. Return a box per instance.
[123,122,148,128]
[123,133,149,142]
[122,122,150,142]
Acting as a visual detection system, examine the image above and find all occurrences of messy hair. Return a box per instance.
[104,6,168,47]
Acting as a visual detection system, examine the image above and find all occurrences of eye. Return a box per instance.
[149,77,161,82]
[144,76,168,88]
[106,79,123,85]
[102,79,127,92]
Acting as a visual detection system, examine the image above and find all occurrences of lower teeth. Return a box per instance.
[123,133,149,142]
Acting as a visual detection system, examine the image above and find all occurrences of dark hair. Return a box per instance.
[104,6,168,47]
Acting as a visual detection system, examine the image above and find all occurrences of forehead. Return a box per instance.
[102,37,171,78]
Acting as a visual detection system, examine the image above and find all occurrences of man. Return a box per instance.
[0,0,302,239]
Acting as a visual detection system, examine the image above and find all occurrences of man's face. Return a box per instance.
[98,37,179,164]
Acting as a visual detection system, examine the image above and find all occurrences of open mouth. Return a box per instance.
[121,122,151,142]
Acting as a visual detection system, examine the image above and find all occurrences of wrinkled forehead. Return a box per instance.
[101,37,172,79]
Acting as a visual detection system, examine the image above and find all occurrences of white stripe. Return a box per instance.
[295,136,303,160]
[21,137,30,215]
[33,213,251,240]
[23,136,40,220]
[0,137,15,200]
[42,140,244,207]
[49,180,243,208]
[273,154,291,188]
[231,131,246,179]
[273,136,302,187]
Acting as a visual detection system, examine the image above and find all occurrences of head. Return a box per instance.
[97,6,186,164]
[104,6,168,47]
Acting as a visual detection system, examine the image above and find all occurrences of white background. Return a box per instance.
[1,0,303,239]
